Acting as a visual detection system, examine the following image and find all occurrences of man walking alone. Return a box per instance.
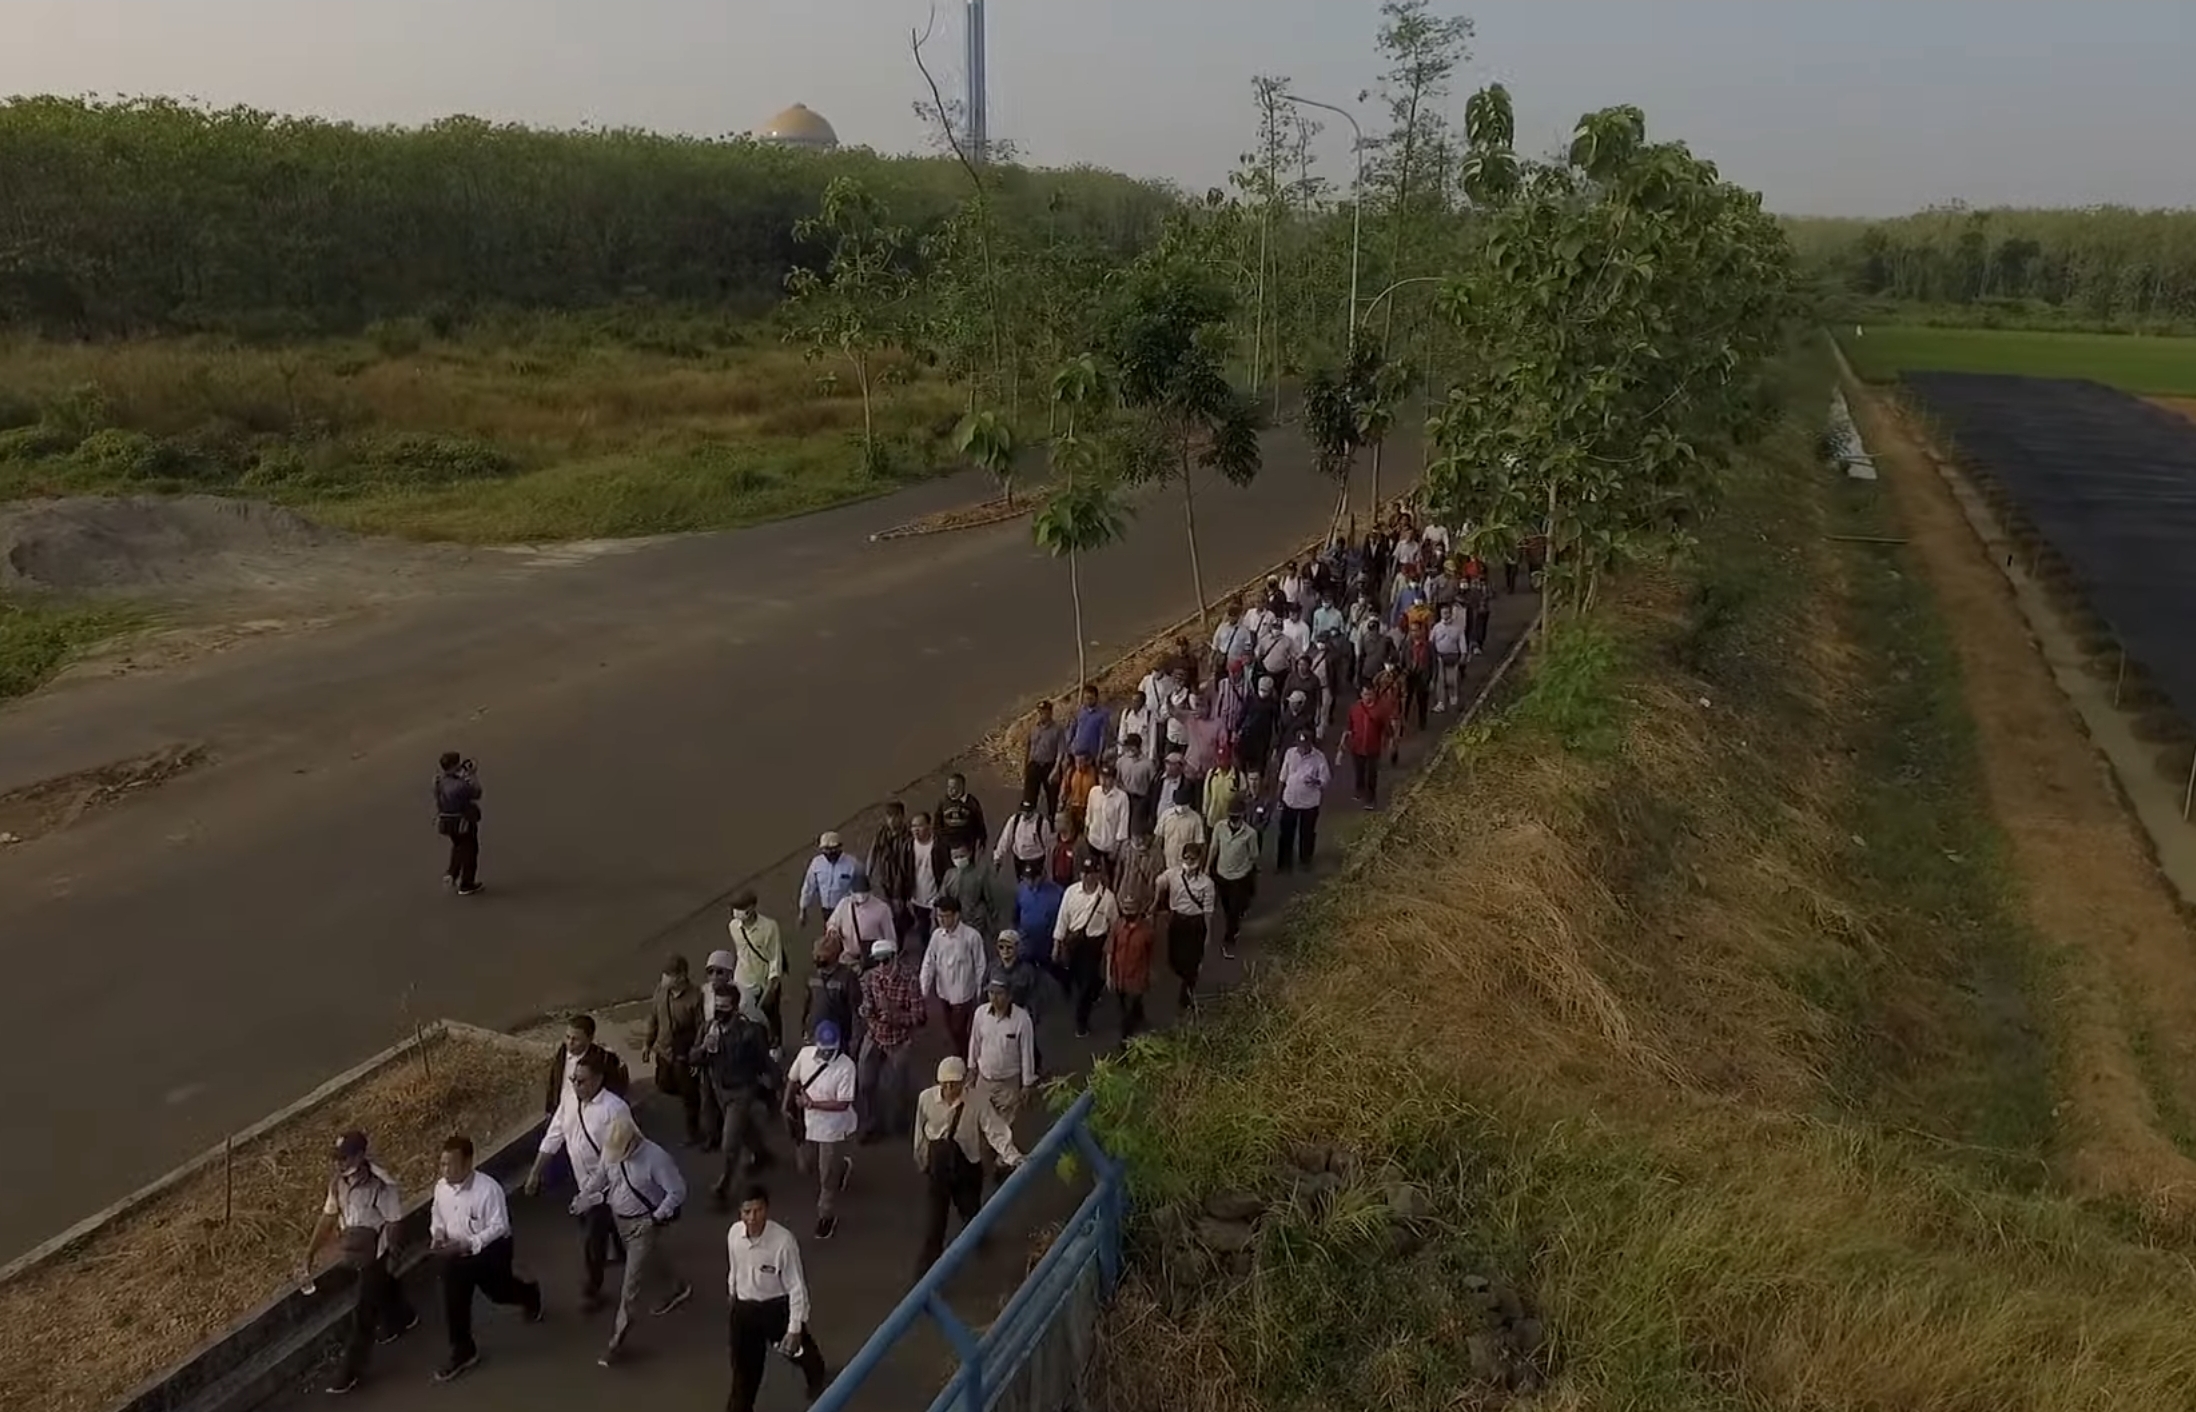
[432,752,483,896]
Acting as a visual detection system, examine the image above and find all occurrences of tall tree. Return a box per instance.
[1032,354,1133,686]
[783,176,913,474]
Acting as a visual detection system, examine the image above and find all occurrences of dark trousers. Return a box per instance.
[1066,935,1106,1032]
[1214,872,1255,949]
[1504,561,1521,593]
[727,1297,828,1412]
[441,1238,539,1362]
[1404,670,1430,729]
[1166,913,1209,1005]
[1276,806,1319,871]
[934,998,975,1057]
[904,905,933,960]
[1115,990,1148,1040]
[710,1084,772,1197]
[1352,750,1382,804]
[1022,760,1061,821]
[916,1158,985,1279]
[444,826,479,888]
[338,1252,416,1381]
[580,1200,625,1297]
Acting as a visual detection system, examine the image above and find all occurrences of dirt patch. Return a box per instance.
[0,1027,540,1412]
[870,489,1052,542]
[1850,380,2196,1226]
[2149,397,2196,427]
[0,742,206,846]
[0,495,475,604]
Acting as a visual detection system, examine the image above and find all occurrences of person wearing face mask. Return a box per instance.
[694,982,780,1207]
[942,841,1008,946]
[643,955,707,1147]
[796,832,860,932]
[783,1020,859,1239]
[1236,676,1280,788]
[302,1130,417,1395]
[856,935,924,1143]
[724,893,786,1050]
[824,870,895,976]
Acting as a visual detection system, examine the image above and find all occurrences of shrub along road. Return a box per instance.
[0,430,1388,1268]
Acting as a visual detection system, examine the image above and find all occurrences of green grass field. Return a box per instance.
[1842,324,2196,395]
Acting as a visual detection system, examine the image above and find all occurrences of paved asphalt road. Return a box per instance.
[253,587,1543,1412]
[0,430,1400,1267]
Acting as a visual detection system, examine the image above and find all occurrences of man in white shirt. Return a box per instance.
[913,1056,1023,1278]
[302,1130,417,1395]
[1082,763,1131,881]
[1430,601,1466,713]
[429,1133,541,1382]
[1116,734,1157,835]
[725,1184,829,1412]
[919,896,988,1057]
[1155,840,1219,1011]
[907,811,949,948]
[572,1113,690,1365]
[993,795,1055,870]
[1209,798,1262,962]
[724,892,786,1046]
[784,1020,859,1240]
[966,976,1036,1186]
[1156,791,1206,872]
[823,873,896,968]
[524,1050,634,1312]
[1052,858,1119,1037]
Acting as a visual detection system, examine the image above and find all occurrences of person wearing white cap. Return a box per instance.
[912,1056,1022,1278]
[797,832,860,929]
[966,972,1036,1189]
[856,934,923,1142]
[571,1111,690,1365]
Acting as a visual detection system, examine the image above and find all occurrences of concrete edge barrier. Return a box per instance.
[4,1020,549,1412]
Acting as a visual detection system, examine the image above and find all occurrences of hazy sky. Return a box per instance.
[6,0,2190,217]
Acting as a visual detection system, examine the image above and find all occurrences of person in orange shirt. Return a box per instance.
[1058,752,1099,832]
[1103,898,1157,1042]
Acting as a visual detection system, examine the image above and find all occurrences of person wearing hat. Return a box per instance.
[1155,839,1219,1012]
[993,793,1056,871]
[1151,749,1196,818]
[966,971,1036,1188]
[570,1111,690,1365]
[796,832,860,931]
[725,892,786,1049]
[912,1056,1023,1278]
[302,1130,417,1394]
[1113,808,1164,921]
[919,896,988,1057]
[784,1020,859,1239]
[1210,796,1262,962]
[1052,855,1119,1038]
[1275,727,1332,873]
[856,932,924,1142]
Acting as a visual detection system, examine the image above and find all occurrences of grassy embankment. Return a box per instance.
[0,309,968,544]
[1086,353,2196,1409]
[1843,323,2196,395]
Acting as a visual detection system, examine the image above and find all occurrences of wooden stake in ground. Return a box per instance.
[222,1135,233,1226]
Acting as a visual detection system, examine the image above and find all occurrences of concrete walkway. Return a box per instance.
[0,430,1395,1266]
[257,587,1543,1412]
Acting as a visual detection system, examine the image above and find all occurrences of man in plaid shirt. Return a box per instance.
[855,935,925,1143]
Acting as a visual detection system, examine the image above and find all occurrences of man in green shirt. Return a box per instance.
[1209,797,1261,962]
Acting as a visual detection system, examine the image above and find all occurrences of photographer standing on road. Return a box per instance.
[433,751,484,896]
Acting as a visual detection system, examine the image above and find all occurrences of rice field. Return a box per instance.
[1841,325,2196,396]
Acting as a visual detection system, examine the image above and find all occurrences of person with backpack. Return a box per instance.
[431,752,483,895]
[910,1056,1022,1279]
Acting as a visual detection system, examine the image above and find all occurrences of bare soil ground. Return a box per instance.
[0,742,207,846]
[1850,380,2196,1224]
[2150,396,2196,425]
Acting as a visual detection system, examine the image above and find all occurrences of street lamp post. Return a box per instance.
[1279,92,1366,357]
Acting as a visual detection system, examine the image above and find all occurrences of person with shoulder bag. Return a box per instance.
[431,752,484,895]
[910,1057,1020,1280]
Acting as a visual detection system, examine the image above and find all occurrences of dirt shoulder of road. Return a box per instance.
[1849,377,2196,1223]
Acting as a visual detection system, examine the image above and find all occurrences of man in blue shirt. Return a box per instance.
[1012,859,1065,992]
[1067,684,1110,763]
[797,833,861,929]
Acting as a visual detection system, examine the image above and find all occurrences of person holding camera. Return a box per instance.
[433,752,484,896]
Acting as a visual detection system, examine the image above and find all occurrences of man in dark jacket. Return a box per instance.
[692,982,778,1206]
[542,1014,631,1119]
[934,774,988,855]
[801,934,862,1049]
[866,802,917,938]
[432,752,483,895]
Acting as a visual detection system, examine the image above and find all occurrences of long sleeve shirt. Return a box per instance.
[727,1220,811,1328]
[1277,747,1332,811]
[1084,785,1131,852]
[859,959,926,1048]
[798,854,861,917]
[914,1084,1022,1170]
[727,915,785,996]
[576,1139,686,1221]
[921,923,989,1005]
[968,1003,1036,1085]
[538,1087,633,1187]
[431,1173,510,1255]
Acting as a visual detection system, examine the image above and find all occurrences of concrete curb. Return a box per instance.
[13,1021,549,1412]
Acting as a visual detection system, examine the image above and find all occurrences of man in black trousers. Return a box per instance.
[299,1130,418,1395]
[725,1184,829,1412]
[433,751,484,895]
[429,1133,543,1382]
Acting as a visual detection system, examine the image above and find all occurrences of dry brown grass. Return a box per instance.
[1087,392,2196,1410]
[0,1029,540,1412]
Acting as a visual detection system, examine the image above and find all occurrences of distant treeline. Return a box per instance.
[0,97,1179,338]
[1788,206,2196,331]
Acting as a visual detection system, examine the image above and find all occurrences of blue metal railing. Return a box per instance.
[812,1089,1127,1412]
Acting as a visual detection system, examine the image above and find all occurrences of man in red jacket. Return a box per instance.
[1342,684,1395,808]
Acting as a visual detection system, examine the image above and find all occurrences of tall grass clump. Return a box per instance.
[1086,370,2196,1410]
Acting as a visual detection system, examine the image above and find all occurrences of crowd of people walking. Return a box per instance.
[350,510,1533,1408]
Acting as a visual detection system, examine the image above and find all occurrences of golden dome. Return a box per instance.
[758,103,839,149]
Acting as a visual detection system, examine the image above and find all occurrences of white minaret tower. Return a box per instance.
[965,0,989,164]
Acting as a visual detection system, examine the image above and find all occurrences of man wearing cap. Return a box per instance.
[784,1020,859,1239]
[1052,857,1118,1037]
[797,833,860,931]
[1020,698,1067,821]
[856,933,924,1142]
[571,1112,690,1365]
[919,896,987,1057]
[724,893,786,1048]
[912,1056,1023,1278]
[824,870,896,975]
[966,973,1036,1186]
[1155,840,1219,1012]
[1151,750,1196,817]
[993,793,1055,871]
[302,1130,417,1394]
[800,933,862,1050]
